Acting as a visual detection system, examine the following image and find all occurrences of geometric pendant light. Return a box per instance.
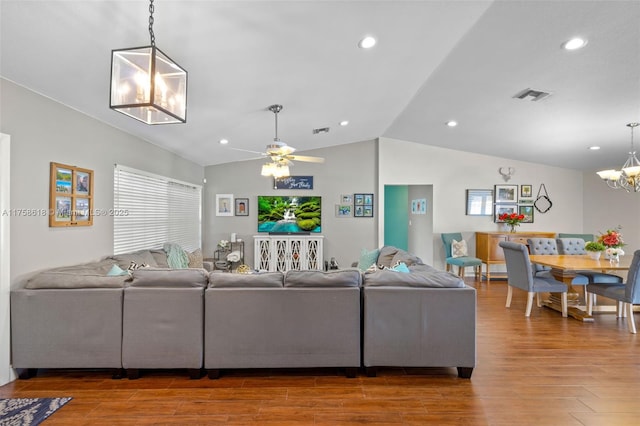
[109,0,187,124]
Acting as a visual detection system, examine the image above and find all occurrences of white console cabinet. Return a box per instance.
[254,235,324,272]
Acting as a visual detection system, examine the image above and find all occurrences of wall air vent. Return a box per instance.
[512,88,552,102]
[312,127,330,134]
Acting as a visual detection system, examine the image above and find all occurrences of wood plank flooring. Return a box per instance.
[2,280,640,425]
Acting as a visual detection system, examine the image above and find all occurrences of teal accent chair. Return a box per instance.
[441,233,482,279]
[587,249,640,333]
[499,241,568,317]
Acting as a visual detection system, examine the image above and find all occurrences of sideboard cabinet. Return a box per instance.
[476,231,556,281]
[254,235,324,272]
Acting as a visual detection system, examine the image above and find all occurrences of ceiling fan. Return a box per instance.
[230,104,325,168]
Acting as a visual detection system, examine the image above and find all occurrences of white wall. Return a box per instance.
[204,140,378,268]
[0,78,204,285]
[378,137,585,271]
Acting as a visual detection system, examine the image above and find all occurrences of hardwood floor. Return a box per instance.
[2,279,640,425]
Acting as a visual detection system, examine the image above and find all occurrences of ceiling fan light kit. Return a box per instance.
[597,123,640,192]
[110,0,187,124]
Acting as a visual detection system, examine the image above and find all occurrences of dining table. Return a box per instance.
[528,254,631,322]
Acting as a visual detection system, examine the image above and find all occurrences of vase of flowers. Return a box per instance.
[597,227,625,260]
[499,212,525,233]
[584,241,605,260]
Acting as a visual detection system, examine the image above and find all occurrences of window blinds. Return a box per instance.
[114,165,202,255]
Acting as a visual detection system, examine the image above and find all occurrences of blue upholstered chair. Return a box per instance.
[441,233,482,279]
[587,249,640,333]
[557,233,595,242]
[499,241,568,317]
[556,238,623,286]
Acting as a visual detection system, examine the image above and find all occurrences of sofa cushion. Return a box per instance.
[104,250,158,269]
[107,264,129,276]
[377,246,400,268]
[150,249,170,268]
[25,260,127,289]
[390,249,423,267]
[128,268,208,288]
[357,248,380,272]
[209,272,284,288]
[284,269,362,287]
[363,265,465,288]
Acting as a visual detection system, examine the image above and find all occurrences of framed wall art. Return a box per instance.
[354,193,374,217]
[518,205,534,223]
[235,198,249,216]
[494,203,518,223]
[49,162,94,227]
[335,204,352,217]
[494,184,518,203]
[216,194,234,216]
[520,184,533,199]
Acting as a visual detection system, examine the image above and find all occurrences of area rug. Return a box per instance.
[0,397,72,426]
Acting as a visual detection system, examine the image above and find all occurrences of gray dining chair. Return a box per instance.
[587,249,640,333]
[499,241,567,317]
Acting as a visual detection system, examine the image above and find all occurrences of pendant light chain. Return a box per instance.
[148,0,155,46]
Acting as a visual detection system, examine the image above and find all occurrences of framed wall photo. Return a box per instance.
[520,184,533,199]
[340,194,353,204]
[216,194,234,216]
[494,203,518,223]
[235,198,249,216]
[354,193,374,217]
[335,204,352,217]
[49,162,93,227]
[466,189,493,216]
[494,184,518,203]
[518,205,534,223]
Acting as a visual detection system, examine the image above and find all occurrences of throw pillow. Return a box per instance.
[188,248,204,268]
[451,239,468,258]
[388,261,410,273]
[358,248,380,272]
[106,264,128,276]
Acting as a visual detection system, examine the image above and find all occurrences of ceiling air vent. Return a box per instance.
[512,88,552,102]
[312,127,330,134]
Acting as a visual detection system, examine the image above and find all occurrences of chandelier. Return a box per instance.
[597,123,640,192]
[261,161,290,178]
[109,0,187,124]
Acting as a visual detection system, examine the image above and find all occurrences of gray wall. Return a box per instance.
[0,78,204,285]
[204,140,378,268]
[407,185,433,264]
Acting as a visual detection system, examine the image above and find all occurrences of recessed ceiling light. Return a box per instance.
[446,120,458,127]
[358,36,376,49]
[219,139,229,145]
[562,37,588,51]
[339,120,349,126]
[589,146,601,150]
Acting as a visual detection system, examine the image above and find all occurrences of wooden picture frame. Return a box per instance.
[235,198,249,216]
[216,194,234,216]
[49,162,94,227]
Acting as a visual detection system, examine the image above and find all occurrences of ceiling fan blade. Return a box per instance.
[229,147,266,155]
[287,155,325,163]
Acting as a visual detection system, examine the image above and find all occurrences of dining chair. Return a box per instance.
[441,233,482,279]
[499,241,567,317]
[556,238,623,302]
[586,249,640,333]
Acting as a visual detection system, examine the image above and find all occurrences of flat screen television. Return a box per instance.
[257,195,321,234]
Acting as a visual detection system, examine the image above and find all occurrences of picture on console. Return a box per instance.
[258,195,321,233]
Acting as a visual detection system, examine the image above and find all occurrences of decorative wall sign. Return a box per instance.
[273,176,314,190]
[49,162,94,227]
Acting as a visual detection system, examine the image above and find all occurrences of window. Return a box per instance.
[114,165,201,255]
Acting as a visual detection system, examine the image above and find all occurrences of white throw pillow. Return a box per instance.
[451,239,468,258]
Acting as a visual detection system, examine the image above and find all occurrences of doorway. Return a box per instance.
[383,185,433,265]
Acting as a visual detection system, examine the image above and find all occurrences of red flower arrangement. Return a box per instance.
[499,212,525,232]
[597,227,624,248]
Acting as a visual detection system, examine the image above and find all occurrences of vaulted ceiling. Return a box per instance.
[2,1,639,171]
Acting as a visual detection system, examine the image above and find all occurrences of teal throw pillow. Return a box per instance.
[107,264,128,276]
[358,248,380,272]
[389,262,410,273]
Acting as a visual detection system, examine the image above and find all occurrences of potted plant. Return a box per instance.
[584,241,606,260]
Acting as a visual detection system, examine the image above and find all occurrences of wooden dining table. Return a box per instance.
[528,254,631,322]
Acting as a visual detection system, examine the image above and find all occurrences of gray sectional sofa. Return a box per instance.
[10,246,476,380]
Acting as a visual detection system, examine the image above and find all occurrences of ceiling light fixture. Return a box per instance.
[446,120,458,127]
[339,120,349,126]
[358,36,376,49]
[219,139,229,145]
[110,0,187,124]
[597,123,640,192]
[562,37,588,51]
[589,146,600,150]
